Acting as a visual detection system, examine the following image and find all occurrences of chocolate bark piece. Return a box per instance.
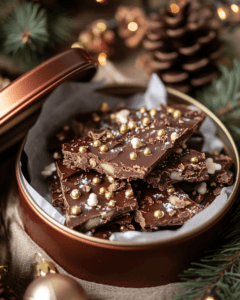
[62,104,205,180]
[145,149,208,191]
[135,185,202,230]
[49,173,65,211]
[56,161,138,232]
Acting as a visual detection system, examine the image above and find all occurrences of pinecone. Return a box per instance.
[139,0,224,94]
[0,283,18,300]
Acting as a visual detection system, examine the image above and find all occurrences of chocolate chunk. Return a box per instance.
[145,149,208,190]
[62,104,205,180]
[49,173,66,212]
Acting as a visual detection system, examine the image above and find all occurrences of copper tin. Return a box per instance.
[16,86,240,287]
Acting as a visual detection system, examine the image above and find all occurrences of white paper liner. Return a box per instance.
[23,74,235,242]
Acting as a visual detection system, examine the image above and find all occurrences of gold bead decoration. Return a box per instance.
[93,140,101,147]
[167,187,175,194]
[149,108,157,116]
[70,189,81,199]
[106,132,114,139]
[53,152,62,160]
[92,177,101,184]
[105,191,114,200]
[154,210,164,219]
[157,129,166,137]
[144,148,151,156]
[212,150,220,156]
[185,201,192,206]
[58,134,65,141]
[93,113,101,122]
[63,125,70,131]
[99,187,107,194]
[99,145,109,153]
[110,113,116,120]
[191,157,199,164]
[128,120,137,130]
[119,124,129,134]
[142,117,151,126]
[108,176,115,183]
[175,148,183,154]
[79,146,87,153]
[71,206,82,216]
[167,107,174,114]
[139,106,147,114]
[129,152,138,160]
[100,102,110,112]
[108,200,116,208]
[173,110,182,119]
[120,225,125,232]
[125,189,134,199]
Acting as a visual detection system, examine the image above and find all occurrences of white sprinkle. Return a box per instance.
[116,109,130,124]
[197,182,208,195]
[85,231,93,236]
[171,132,179,142]
[87,193,98,207]
[170,171,183,181]
[131,137,145,149]
[206,158,222,174]
[41,163,56,177]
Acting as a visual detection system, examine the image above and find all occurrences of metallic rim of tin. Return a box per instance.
[16,86,240,247]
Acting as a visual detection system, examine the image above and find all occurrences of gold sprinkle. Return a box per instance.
[154,210,164,219]
[92,177,101,184]
[171,132,179,141]
[175,148,183,154]
[58,134,65,141]
[110,113,116,119]
[128,120,137,130]
[119,124,129,134]
[100,102,110,112]
[139,106,147,114]
[71,206,81,216]
[108,200,116,207]
[191,157,199,164]
[212,150,220,156]
[93,113,100,122]
[99,187,106,194]
[125,189,134,199]
[53,152,62,160]
[108,176,115,183]
[144,148,151,156]
[106,132,114,139]
[93,140,101,147]
[167,107,174,114]
[99,145,109,153]
[185,201,192,206]
[105,191,114,200]
[70,189,81,199]
[129,152,138,160]
[63,125,70,131]
[79,146,87,153]
[149,108,157,116]
[173,110,182,119]
[167,187,175,194]
[142,117,151,126]
[157,129,166,137]
[120,225,125,232]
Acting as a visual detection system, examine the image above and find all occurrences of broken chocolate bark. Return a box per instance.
[134,184,202,230]
[49,173,65,211]
[145,149,208,190]
[62,104,205,180]
[56,161,138,232]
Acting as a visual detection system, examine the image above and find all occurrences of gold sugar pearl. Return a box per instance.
[106,132,114,139]
[110,113,116,120]
[93,114,100,122]
[191,157,199,164]
[167,107,174,114]
[130,152,138,160]
[142,117,151,126]
[108,176,115,183]
[139,106,147,114]
[99,187,107,194]
[63,125,70,131]
[149,108,157,116]
[154,210,164,219]
[105,191,114,200]
[100,102,110,112]
[93,140,101,147]
[144,148,151,156]
[175,148,183,154]
[157,129,166,137]
[70,189,81,199]
[58,134,65,141]
[212,150,220,156]
[108,200,116,208]
[173,110,182,119]
[167,187,175,194]
[128,120,137,130]
[92,177,101,184]
[79,146,87,153]
[71,206,82,216]
[99,145,109,153]
[125,189,134,199]
[53,152,62,160]
[120,225,125,232]
[185,201,192,206]
[119,124,129,134]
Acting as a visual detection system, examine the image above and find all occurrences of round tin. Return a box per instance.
[16,86,240,287]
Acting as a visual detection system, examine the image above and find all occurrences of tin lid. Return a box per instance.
[0,48,97,135]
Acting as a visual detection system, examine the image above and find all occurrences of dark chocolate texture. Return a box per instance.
[49,173,65,212]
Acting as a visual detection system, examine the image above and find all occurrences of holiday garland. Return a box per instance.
[173,60,240,300]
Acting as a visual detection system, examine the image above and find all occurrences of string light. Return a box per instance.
[128,21,138,32]
[170,3,180,13]
[98,53,107,65]
[231,4,239,12]
[217,7,227,19]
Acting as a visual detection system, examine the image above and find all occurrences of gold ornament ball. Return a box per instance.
[128,121,137,130]
[23,273,87,300]
[108,200,116,207]
[99,145,109,153]
[167,187,175,194]
[129,152,138,160]
[70,189,81,199]
[191,157,199,164]
[93,140,101,147]
[99,187,106,194]
[142,117,151,126]
[139,106,147,114]
[125,189,134,199]
[167,107,174,114]
[79,146,87,153]
[106,132,114,139]
[92,177,101,184]
[149,108,157,116]
[105,191,114,200]
[108,176,115,183]
[93,114,100,122]
[71,206,82,216]
[144,148,151,156]
[154,210,164,219]
[119,124,129,134]
[173,110,182,119]
[157,129,166,137]
[100,102,110,112]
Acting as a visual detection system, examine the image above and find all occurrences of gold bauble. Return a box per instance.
[100,102,110,112]
[108,200,116,208]
[108,176,115,183]
[149,108,157,116]
[173,110,182,119]
[70,189,81,199]
[93,140,101,147]
[119,124,129,134]
[143,148,151,156]
[125,189,134,199]
[106,132,114,139]
[154,210,164,219]
[92,177,101,184]
[79,146,87,153]
[128,121,137,130]
[139,106,147,114]
[157,129,166,137]
[129,152,138,160]
[71,206,82,216]
[190,157,199,164]
[99,145,109,153]
[105,191,114,200]
[99,187,107,194]
[142,117,151,126]
[167,187,175,194]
